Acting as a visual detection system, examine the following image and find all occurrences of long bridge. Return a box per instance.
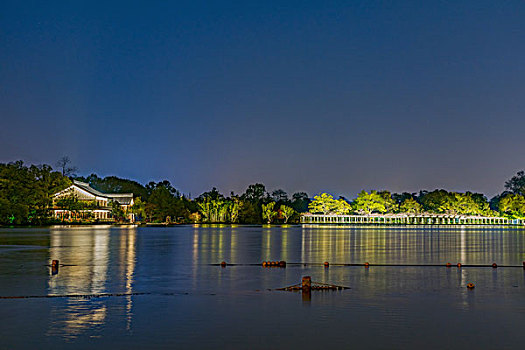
[301,213,525,226]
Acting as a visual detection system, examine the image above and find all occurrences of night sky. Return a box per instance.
[1,1,524,198]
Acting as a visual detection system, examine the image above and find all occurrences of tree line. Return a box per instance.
[2,160,525,225]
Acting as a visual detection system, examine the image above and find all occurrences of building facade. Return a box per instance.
[52,180,135,222]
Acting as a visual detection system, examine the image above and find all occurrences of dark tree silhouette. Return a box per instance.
[56,156,77,177]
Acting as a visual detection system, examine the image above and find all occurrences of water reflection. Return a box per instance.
[1,225,524,348]
[46,226,137,339]
[300,226,524,265]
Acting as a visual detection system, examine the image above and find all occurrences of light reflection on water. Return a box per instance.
[45,226,137,339]
[0,225,523,349]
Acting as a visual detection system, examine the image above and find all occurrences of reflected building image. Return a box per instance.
[46,226,137,338]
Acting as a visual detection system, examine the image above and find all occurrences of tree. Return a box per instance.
[392,192,416,205]
[146,185,186,222]
[399,198,422,213]
[271,189,289,203]
[291,192,310,212]
[308,193,339,214]
[280,205,295,223]
[353,190,386,214]
[505,171,525,196]
[230,197,242,223]
[242,183,267,202]
[334,199,352,214]
[378,191,397,213]
[197,187,224,201]
[189,212,201,223]
[131,197,146,222]
[262,202,277,224]
[418,190,455,213]
[498,193,525,218]
[111,200,125,222]
[56,156,77,177]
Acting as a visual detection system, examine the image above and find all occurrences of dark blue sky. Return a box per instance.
[1,1,524,198]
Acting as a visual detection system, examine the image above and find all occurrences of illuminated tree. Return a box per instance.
[131,197,146,221]
[280,204,295,223]
[399,198,422,213]
[378,191,397,213]
[498,193,525,218]
[308,193,339,214]
[262,202,277,224]
[353,190,386,214]
[334,199,352,214]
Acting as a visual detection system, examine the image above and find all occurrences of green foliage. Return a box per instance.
[5,160,525,226]
[378,191,397,213]
[146,185,187,223]
[291,192,310,213]
[498,193,525,218]
[334,199,352,214]
[111,200,125,222]
[271,189,289,203]
[131,197,146,221]
[399,198,422,213]
[418,190,455,213]
[280,205,296,223]
[242,183,267,203]
[308,193,351,215]
[353,190,386,214]
[505,171,525,196]
[308,193,338,214]
[262,202,277,224]
[0,161,70,225]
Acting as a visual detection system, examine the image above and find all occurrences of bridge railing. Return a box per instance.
[301,213,524,225]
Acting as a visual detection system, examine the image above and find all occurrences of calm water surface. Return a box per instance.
[0,225,524,349]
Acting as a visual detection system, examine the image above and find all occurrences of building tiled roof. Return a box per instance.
[72,180,133,204]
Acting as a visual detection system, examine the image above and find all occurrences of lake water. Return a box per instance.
[0,225,524,349]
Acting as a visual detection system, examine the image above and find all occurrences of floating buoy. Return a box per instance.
[492,263,497,268]
[446,262,451,268]
[324,261,329,268]
[364,262,370,268]
[457,263,462,268]
[467,283,475,289]
[262,261,267,267]
[279,261,286,268]
[220,261,227,267]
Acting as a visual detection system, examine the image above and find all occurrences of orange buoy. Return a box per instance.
[262,261,267,267]
[364,262,370,268]
[492,263,497,268]
[467,283,475,289]
[457,263,462,268]
[279,261,286,268]
[324,261,329,268]
[220,261,227,267]
[446,262,451,268]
